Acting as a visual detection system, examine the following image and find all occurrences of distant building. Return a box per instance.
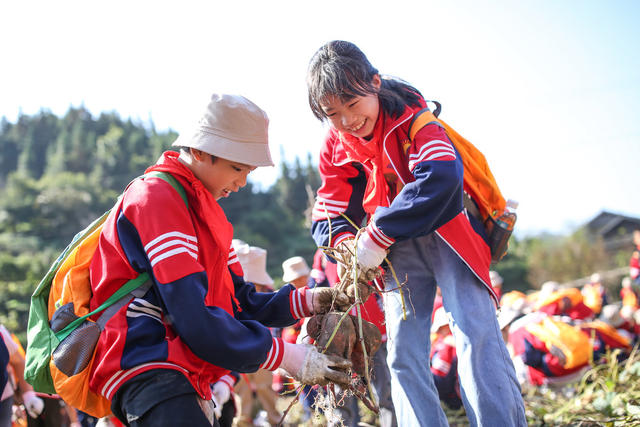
[584,211,640,253]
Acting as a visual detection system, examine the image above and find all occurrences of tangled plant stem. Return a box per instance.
[292,204,410,423]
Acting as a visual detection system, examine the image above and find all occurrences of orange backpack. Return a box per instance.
[525,316,591,369]
[408,102,510,260]
[580,320,631,350]
[25,171,187,418]
[534,287,584,311]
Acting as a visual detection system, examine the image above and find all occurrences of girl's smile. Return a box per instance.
[320,75,382,139]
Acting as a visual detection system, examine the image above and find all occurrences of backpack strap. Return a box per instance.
[53,171,188,342]
[96,277,154,331]
[408,100,443,141]
[54,274,153,341]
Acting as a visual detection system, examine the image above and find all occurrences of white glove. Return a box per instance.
[211,380,231,419]
[356,231,388,270]
[280,342,351,386]
[22,390,44,418]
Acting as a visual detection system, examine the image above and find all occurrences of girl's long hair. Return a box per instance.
[307,40,422,121]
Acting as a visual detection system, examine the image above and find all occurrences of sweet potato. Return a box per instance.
[350,316,382,376]
[308,312,356,360]
[307,311,382,377]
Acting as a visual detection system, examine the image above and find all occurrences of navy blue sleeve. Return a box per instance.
[117,213,275,373]
[0,338,8,392]
[373,152,464,242]
[230,268,300,328]
[522,338,545,370]
[159,273,274,372]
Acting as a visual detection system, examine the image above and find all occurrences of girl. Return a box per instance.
[307,40,526,426]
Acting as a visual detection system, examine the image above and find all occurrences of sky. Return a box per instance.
[1,0,639,237]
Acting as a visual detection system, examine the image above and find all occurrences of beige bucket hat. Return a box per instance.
[232,239,274,286]
[173,93,274,167]
[282,256,311,283]
[600,303,624,328]
[431,307,450,334]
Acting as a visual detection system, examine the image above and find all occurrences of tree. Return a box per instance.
[0,118,20,186]
[493,236,531,292]
[16,110,60,179]
[525,229,610,288]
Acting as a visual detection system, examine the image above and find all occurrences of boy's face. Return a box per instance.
[320,75,381,139]
[190,150,256,200]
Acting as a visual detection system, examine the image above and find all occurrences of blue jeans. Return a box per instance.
[383,233,526,427]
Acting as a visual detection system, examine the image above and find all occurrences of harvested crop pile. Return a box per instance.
[278,222,406,424]
[307,311,382,377]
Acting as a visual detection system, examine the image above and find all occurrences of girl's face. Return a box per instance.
[189,149,256,200]
[320,75,381,139]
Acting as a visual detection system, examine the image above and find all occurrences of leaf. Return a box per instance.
[627,403,640,416]
[630,361,640,376]
[592,396,610,412]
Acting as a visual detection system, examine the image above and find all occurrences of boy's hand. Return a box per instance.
[280,342,352,386]
[356,231,387,270]
[306,287,350,314]
[346,280,375,304]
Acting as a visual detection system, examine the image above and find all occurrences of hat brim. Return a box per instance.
[247,272,274,287]
[283,269,310,283]
[173,130,274,167]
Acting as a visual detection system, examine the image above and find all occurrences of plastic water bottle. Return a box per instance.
[497,199,518,230]
[490,199,518,263]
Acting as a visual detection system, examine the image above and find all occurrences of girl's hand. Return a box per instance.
[356,230,387,270]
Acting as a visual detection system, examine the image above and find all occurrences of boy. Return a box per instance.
[88,94,350,426]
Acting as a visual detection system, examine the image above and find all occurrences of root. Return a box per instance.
[278,202,412,424]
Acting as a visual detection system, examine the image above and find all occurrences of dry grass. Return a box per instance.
[270,346,640,426]
[522,346,640,426]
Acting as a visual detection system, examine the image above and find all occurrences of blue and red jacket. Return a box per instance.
[430,333,461,409]
[311,96,496,303]
[508,315,588,385]
[88,152,311,401]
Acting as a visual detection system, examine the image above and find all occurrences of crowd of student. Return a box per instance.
[429,267,640,411]
[6,256,640,427]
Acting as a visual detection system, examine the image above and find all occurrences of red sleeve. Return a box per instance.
[538,301,562,316]
[566,302,594,320]
[312,131,364,223]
